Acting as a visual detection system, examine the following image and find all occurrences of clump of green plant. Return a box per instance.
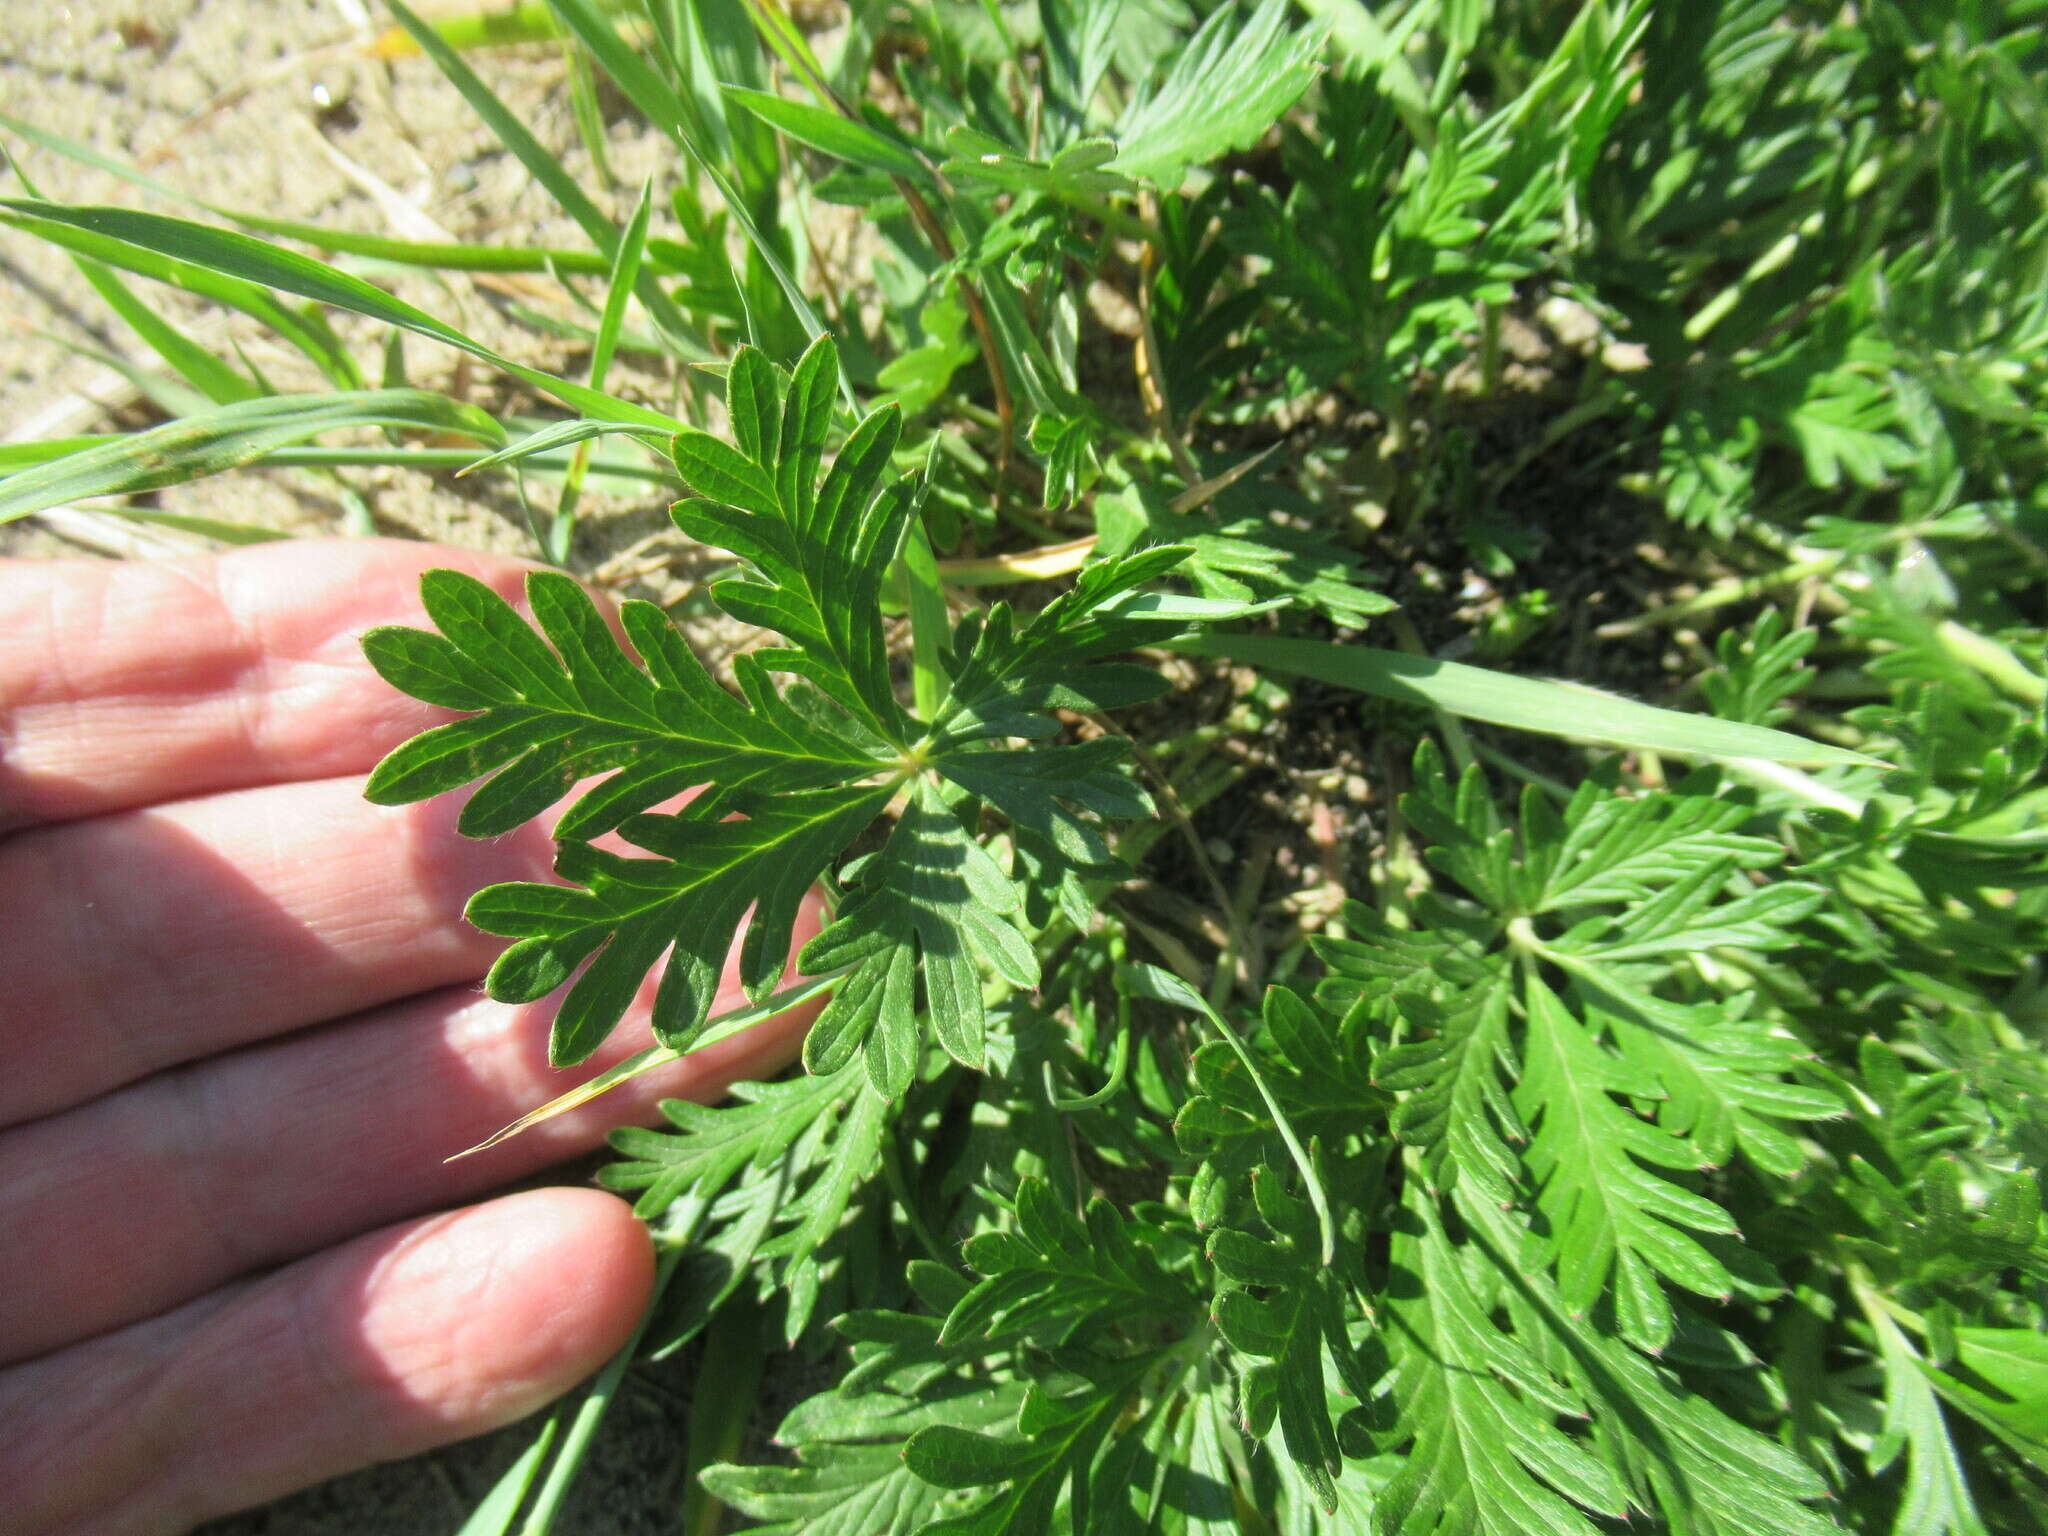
[5,1,2048,1533]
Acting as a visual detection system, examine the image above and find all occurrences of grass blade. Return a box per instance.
[83,507,294,544]
[1176,632,1880,768]
[723,85,930,180]
[459,419,673,477]
[381,3,615,254]
[2,103,620,274]
[454,1413,562,1536]
[0,204,361,386]
[0,390,505,523]
[0,198,685,430]
[543,0,836,366]
[70,258,262,405]
[446,971,845,1161]
[548,178,655,562]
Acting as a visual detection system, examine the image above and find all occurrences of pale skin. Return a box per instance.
[0,538,820,1535]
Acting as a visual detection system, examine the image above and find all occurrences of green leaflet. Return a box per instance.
[902,1356,1152,1535]
[943,1178,1196,1348]
[1865,1298,1991,1536]
[1111,0,1327,188]
[703,1382,1026,1536]
[800,779,1038,1086]
[362,570,889,833]
[1378,1187,1838,1536]
[475,784,893,1063]
[1208,1166,1375,1512]
[671,340,910,734]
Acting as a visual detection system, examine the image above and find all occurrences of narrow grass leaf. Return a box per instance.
[0,204,360,385]
[0,198,685,430]
[723,86,930,180]
[542,0,835,365]
[0,391,504,524]
[1178,632,1879,767]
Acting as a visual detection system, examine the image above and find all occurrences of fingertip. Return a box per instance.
[356,1187,656,1433]
[0,1188,660,1535]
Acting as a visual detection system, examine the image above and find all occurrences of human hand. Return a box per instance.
[0,539,819,1535]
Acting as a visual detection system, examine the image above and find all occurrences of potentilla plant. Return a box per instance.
[4,1,2047,1532]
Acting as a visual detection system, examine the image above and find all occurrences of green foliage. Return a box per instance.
[1110,0,1327,189]
[365,336,1188,1080]
[7,0,2048,1531]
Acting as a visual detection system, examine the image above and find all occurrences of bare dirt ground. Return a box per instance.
[1,0,697,577]
[3,3,722,1529]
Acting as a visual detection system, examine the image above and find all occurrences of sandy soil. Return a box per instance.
[3,3,728,1529]
[1,0,698,579]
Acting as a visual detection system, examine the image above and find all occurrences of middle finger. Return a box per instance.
[0,773,555,1128]
[0,912,816,1365]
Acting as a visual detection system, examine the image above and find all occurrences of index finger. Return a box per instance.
[0,538,541,832]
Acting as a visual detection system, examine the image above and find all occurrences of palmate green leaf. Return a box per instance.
[0,390,503,523]
[1483,1211,1839,1536]
[754,1084,894,1338]
[942,1177,1196,1348]
[702,1382,1027,1536]
[1182,521,1396,630]
[359,339,970,1066]
[1128,964,1339,1267]
[1208,1167,1375,1512]
[902,1356,1153,1536]
[782,542,1207,1095]
[364,336,1188,1082]
[1111,0,1327,188]
[1554,865,1827,965]
[1326,748,1836,1352]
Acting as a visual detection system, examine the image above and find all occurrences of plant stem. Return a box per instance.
[517,1247,682,1535]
